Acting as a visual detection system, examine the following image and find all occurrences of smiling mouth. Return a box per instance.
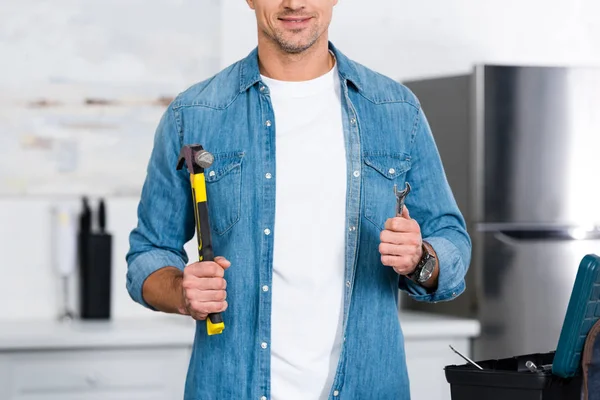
[278,16,313,23]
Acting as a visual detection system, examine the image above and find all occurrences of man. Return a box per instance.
[126,0,471,399]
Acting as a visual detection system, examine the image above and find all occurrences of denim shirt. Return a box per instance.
[126,42,471,400]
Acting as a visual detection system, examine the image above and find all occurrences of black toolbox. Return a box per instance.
[444,254,600,399]
[445,351,582,400]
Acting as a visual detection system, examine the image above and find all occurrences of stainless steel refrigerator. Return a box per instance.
[402,65,600,360]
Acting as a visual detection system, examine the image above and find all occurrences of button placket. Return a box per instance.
[258,99,275,400]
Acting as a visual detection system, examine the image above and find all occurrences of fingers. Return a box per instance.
[401,205,410,219]
[185,300,229,321]
[380,230,422,246]
[182,273,226,291]
[384,215,420,234]
[379,242,419,257]
[182,287,229,321]
[379,241,421,273]
[185,259,229,278]
[379,214,423,275]
[214,256,232,270]
[380,255,416,275]
[186,289,227,302]
[181,257,230,321]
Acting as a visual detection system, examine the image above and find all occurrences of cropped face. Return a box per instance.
[247,0,338,54]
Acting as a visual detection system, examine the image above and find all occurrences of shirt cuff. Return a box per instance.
[126,249,187,310]
[398,236,466,303]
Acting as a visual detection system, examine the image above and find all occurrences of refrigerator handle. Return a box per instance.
[493,231,521,246]
[493,229,600,244]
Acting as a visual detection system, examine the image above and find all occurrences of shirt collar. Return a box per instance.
[238,41,363,93]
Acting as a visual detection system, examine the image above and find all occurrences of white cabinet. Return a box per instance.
[0,314,479,400]
[0,348,190,400]
[0,318,195,400]
[401,312,480,400]
[405,337,471,400]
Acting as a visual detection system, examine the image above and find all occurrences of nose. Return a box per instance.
[280,0,306,10]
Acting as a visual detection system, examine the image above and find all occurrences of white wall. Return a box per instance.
[0,0,218,320]
[0,0,221,197]
[0,197,198,321]
[221,0,600,81]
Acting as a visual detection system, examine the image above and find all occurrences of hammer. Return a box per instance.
[177,144,224,336]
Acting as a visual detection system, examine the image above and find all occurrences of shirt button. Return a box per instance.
[261,342,268,349]
[349,226,356,231]
[262,285,269,292]
[264,228,271,235]
[346,281,351,288]
[209,171,216,177]
[265,120,272,127]
[350,117,356,124]
[333,390,340,396]
[261,397,267,400]
[353,170,360,177]
[265,172,272,179]
[388,168,395,174]
[260,86,266,92]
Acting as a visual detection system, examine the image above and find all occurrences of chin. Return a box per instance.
[280,42,310,53]
[277,34,320,54]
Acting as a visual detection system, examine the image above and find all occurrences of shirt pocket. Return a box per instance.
[204,151,245,236]
[362,152,412,230]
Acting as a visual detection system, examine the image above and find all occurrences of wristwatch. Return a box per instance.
[408,242,436,284]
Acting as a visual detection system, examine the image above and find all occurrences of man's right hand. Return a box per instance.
[178,256,231,320]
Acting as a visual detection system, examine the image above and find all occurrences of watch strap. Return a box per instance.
[408,241,434,283]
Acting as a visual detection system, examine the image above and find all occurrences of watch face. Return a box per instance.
[418,258,435,282]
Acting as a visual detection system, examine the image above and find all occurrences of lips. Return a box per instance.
[279,17,311,22]
[278,16,312,29]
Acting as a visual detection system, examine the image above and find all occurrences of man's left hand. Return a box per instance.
[379,206,423,276]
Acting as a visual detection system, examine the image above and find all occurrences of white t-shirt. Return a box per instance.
[261,61,346,400]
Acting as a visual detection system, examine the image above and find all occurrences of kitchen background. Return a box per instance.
[1,0,599,399]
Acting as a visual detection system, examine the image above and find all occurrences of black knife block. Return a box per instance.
[78,232,112,319]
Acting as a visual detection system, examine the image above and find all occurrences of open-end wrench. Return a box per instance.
[525,361,553,373]
[394,182,411,217]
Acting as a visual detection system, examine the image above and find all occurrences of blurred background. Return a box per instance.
[1,0,599,399]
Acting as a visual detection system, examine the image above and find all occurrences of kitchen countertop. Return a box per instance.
[0,311,480,351]
[400,311,480,338]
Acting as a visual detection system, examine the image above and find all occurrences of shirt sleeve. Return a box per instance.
[125,104,195,310]
[397,107,472,303]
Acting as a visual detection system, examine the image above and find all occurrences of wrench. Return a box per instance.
[394,182,411,217]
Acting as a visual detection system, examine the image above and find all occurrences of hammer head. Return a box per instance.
[177,144,214,174]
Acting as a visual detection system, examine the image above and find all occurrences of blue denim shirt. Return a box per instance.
[126,42,471,400]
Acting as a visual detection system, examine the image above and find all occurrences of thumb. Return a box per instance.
[401,206,410,219]
[214,256,232,270]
